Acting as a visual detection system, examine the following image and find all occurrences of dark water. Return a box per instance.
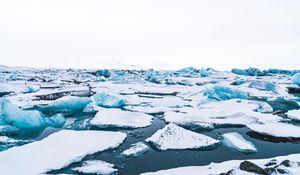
[44,112,300,175]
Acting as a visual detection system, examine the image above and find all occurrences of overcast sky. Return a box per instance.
[0,0,299,70]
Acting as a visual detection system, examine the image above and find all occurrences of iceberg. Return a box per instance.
[0,99,66,129]
[72,160,117,175]
[0,130,126,175]
[37,96,91,112]
[22,84,40,94]
[222,132,257,153]
[146,123,219,150]
[121,142,150,157]
[93,92,127,108]
[292,73,300,86]
[203,86,248,101]
[95,69,111,78]
[248,122,300,138]
[90,108,153,128]
[287,109,300,121]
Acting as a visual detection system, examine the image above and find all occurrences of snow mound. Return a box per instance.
[146,123,219,150]
[287,109,300,121]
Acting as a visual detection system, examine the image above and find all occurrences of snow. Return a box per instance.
[222,132,257,153]
[248,122,300,138]
[287,109,300,121]
[22,84,40,93]
[93,92,127,108]
[37,96,91,112]
[141,153,300,175]
[72,160,117,175]
[90,108,153,128]
[0,130,126,175]
[121,142,150,157]
[0,136,18,143]
[146,123,219,150]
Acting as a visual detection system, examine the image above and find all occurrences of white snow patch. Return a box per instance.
[287,109,300,121]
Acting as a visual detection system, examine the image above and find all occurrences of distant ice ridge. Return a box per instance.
[0,130,126,175]
[292,73,300,86]
[72,160,117,175]
[146,123,219,150]
[222,132,257,153]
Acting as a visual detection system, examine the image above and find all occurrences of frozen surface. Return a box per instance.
[94,92,127,108]
[90,108,153,128]
[146,123,219,150]
[0,130,126,175]
[121,142,150,157]
[72,160,117,175]
[222,132,257,153]
[141,153,300,175]
[287,109,300,121]
[248,122,300,138]
[292,73,300,86]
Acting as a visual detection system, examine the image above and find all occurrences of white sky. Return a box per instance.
[0,0,299,70]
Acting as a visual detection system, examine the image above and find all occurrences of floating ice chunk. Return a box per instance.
[203,86,248,101]
[232,67,265,76]
[248,81,277,93]
[121,142,150,157]
[0,130,126,175]
[94,92,127,108]
[0,99,66,129]
[292,73,300,86]
[90,108,153,128]
[146,123,219,150]
[287,110,300,121]
[222,132,257,153]
[124,105,168,115]
[95,69,111,78]
[22,84,40,94]
[72,160,117,175]
[248,123,300,138]
[37,96,91,112]
[164,100,279,128]
[199,68,213,77]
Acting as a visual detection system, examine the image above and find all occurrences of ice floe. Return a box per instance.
[287,109,300,121]
[90,108,153,128]
[72,160,117,175]
[146,123,219,150]
[222,132,257,153]
[93,92,127,108]
[121,142,150,157]
[248,122,300,138]
[0,130,126,175]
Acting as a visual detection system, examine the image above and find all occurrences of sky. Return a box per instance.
[0,0,299,70]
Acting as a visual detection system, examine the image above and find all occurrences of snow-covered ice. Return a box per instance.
[93,92,127,108]
[146,123,219,150]
[0,130,126,175]
[248,122,300,138]
[72,160,117,175]
[222,132,257,153]
[121,142,150,157]
[90,108,153,128]
[287,109,300,121]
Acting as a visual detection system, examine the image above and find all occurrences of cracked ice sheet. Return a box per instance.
[164,99,281,128]
[140,153,300,175]
[0,130,126,175]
